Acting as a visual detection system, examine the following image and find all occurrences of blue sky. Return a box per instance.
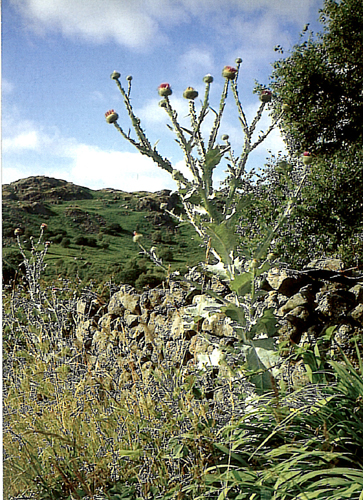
[2,0,324,192]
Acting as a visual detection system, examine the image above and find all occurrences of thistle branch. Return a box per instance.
[207,79,229,151]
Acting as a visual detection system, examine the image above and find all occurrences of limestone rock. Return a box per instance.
[108,285,140,315]
[349,284,363,304]
[278,292,309,316]
[266,268,311,296]
[315,289,355,320]
[305,258,344,272]
[202,313,235,338]
[351,303,363,325]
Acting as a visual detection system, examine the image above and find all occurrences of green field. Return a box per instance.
[2,179,206,288]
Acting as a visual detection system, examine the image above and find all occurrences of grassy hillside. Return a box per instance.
[2,176,206,288]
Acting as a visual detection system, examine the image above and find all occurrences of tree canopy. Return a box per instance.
[270,0,363,156]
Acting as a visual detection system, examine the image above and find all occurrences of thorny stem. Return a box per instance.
[230,80,248,133]
[16,232,49,304]
[114,77,151,151]
[249,109,285,154]
[272,163,310,234]
[189,100,206,160]
[162,97,202,184]
[207,79,229,151]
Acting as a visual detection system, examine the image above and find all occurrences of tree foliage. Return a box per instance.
[265,0,363,267]
[270,0,363,155]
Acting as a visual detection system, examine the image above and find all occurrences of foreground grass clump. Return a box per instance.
[3,274,363,499]
[2,280,241,499]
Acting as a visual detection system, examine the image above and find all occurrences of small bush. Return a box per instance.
[103,222,123,236]
[60,237,71,248]
[74,235,98,247]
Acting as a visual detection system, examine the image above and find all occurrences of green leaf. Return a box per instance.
[243,344,275,393]
[184,295,222,320]
[213,444,249,466]
[117,449,143,458]
[205,146,223,170]
[249,308,277,338]
[205,222,238,265]
[225,192,254,228]
[221,303,246,328]
[323,325,337,340]
[230,272,253,296]
[253,227,275,260]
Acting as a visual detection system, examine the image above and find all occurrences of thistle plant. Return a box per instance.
[106,59,311,391]
[14,223,50,305]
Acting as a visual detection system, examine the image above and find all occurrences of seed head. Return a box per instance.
[249,258,259,269]
[158,83,172,97]
[133,231,143,243]
[14,228,23,236]
[302,151,313,164]
[259,89,272,103]
[105,109,119,123]
[222,66,237,80]
[183,87,199,100]
[203,74,214,84]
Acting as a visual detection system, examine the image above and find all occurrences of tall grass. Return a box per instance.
[4,269,363,499]
[3,229,363,499]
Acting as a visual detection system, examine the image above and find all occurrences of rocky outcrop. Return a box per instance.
[2,176,93,202]
[264,259,363,386]
[74,259,363,393]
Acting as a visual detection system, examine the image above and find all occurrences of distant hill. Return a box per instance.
[2,176,205,288]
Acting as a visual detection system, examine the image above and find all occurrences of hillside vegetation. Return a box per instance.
[2,176,205,289]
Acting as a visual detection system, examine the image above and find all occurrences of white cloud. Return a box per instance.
[11,0,168,49]
[2,79,15,94]
[68,144,175,191]
[179,48,214,79]
[1,116,177,192]
[11,0,323,49]
[2,130,40,151]
[137,94,191,129]
[2,165,35,185]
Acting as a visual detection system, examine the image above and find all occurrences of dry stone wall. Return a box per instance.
[75,259,363,392]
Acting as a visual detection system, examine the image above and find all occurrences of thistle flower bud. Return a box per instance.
[249,258,259,269]
[259,90,272,103]
[183,87,199,100]
[105,109,119,123]
[221,134,229,141]
[44,241,51,247]
[203,74,214,84]
[110,71,121,80]
[133,231,143,243]
[14,228,23,236]
[126,75,133,81]
[158,83,172,97]
[302,151,313,164]
[40,223,48,230]
[235,57,242,64]
[222,66,237,80]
